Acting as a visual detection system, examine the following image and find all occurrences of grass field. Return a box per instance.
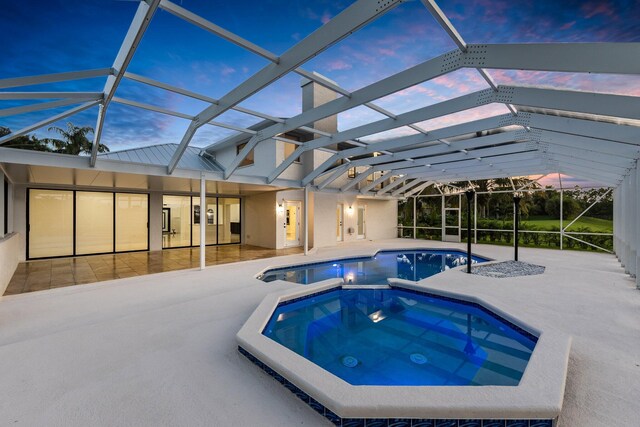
[521,216,613,233]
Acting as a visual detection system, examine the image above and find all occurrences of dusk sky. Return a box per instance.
[1,0,639,187]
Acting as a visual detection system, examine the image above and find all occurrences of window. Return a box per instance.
[237,142,254,167]
[284,141,302,163]
[348,167,356,179]
[283,134,302,163]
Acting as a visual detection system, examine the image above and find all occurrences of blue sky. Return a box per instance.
[1,0,639,172]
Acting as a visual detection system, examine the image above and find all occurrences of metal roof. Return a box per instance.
[99,144,222,172]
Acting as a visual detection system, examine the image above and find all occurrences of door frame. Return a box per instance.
[336,203,344,242]
[357,205,366,239]
[283,200,302,247]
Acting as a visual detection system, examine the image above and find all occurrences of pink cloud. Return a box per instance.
[220,65,236,77]
[325,59,352,71]
[559,21,576,30]
[321,11,332,24]
[581,2,616,19]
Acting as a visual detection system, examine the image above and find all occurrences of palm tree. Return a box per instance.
[45,122,109,155]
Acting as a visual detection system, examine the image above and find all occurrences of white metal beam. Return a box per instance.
[90,0,161,167]
[403,180,434,197]
[300,113,516,185]
[391,179,425,197]
[0,98,99,117]
[0,92,103,100]
[319,140,533,189]
[240,42,640,179]
[0,68,113,89]
[0,101,100,145]
[358,173,390,194]
[169,0,402,175]
[378,176,410,195]
[276,86,639,184]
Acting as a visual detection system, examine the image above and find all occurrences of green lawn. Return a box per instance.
[521,216,613,233]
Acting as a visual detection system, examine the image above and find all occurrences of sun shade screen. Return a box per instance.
[115,193,148,252]
[76,192,114,255]
[29,189,74,258]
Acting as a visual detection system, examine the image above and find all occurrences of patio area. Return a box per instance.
[3,245,303,295]
[0,239,638,426]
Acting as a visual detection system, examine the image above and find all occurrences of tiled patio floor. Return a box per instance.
[4,245,303,295]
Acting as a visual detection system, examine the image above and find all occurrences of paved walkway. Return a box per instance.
[4,245,302,295]
[0,240,638,426]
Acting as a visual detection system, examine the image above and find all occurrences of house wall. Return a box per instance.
[149,191,163,251]
[244,192,277,249]
[0,232,19,295]
[215,138,278,178]
[13,184,27,262]
[312,192,398,249]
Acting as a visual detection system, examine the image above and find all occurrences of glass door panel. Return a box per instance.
[192,197,217,246]
[28,189,74,258]
[162,195,191,248]
[218,197,240,244]
[76,191,114,255]
[115,193,148,252]
[285,201,301,246]
[357,206,366,239]
[336,203,343,241]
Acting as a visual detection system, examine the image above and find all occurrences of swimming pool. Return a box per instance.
[258,249,489,285]
[262,287,536,386]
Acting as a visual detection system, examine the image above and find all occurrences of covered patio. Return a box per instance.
[4,244,302,295]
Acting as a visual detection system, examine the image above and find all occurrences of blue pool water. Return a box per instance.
[263,288,536,386]
[259,250,489,285]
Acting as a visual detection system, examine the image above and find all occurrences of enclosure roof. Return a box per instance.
[1,0,639,195]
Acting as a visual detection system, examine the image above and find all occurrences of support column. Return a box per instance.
[441,194,445,241]
[560,189,564,250]
[635,161,640,288]
[413,196,417,239]
[304,185,309,256]
[200,173,206,271]
[465,190,474,274]
[473,191,477,244]
[629,168,637,277]
[514,195,521,261]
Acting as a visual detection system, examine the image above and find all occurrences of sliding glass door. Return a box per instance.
[115,193,148,252]
[162,195,241,248]
[28,189,149,259]
[76,191,114,255]
[217,197,241,244]
[28,189,74,259]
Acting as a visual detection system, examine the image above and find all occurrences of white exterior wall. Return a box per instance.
[149,191,163,252]
[13,184,27,262]
[613,160,640,288]
[214,139,277,178]
[312,192,397,249]
[0,232,19,295]
[244,192,277,249]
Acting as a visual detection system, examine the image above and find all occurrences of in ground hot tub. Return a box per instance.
[262,287,535,387]
[237,280,571,426]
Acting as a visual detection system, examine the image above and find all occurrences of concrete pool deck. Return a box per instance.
[0,239,638,426]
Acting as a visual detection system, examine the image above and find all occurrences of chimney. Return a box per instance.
[300,72,338,138]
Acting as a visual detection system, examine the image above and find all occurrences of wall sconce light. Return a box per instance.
[276,200,284,214]
[347,205,354,216]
